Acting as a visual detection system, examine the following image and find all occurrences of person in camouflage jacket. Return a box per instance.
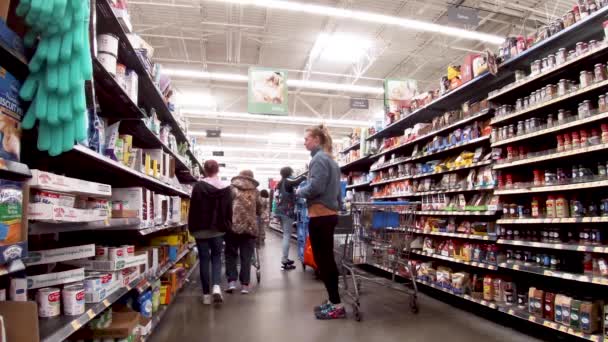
[225,170,262,293]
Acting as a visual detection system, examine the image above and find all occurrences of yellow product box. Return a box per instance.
[152,160,159,179]
[159,284,171,305]
[119,134,133,166]
[144,154,152,176]
[150,234,182,246]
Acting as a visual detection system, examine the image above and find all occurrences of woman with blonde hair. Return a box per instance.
[296,124,344,320]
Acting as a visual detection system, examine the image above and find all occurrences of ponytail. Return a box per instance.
[306,124,334,156]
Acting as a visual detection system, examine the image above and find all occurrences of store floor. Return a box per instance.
[148,232,541,342]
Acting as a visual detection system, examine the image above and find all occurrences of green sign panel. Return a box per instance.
[248,67,289,115]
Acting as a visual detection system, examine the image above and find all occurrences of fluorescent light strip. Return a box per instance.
[185,110,372,128]
[190,131,299,142]
[211,0,505,44]
[164,69,384,94]
[197,145,311,154]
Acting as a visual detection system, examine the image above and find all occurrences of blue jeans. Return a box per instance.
[196,237,223,294]
[279,215,294,263]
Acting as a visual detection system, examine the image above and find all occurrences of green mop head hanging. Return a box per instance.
[17,0,92,156]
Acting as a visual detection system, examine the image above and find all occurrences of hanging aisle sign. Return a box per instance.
[248,67,289,115]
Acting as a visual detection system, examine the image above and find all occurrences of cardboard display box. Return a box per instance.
[111,187,152,228]
[27,266,85,289]
[24,244,95,266]
[29,169,112,197]
[0,301,39,342]
[64,254,148,272]
[28,203,108,222]
[72,311,141,339]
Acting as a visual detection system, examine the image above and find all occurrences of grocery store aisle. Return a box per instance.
[148,232,541,342]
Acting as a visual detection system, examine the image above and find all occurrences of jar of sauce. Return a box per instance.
[556,195,569,218]
[531,197,540,217]
[595,63,607,82]
[546,196,557,218]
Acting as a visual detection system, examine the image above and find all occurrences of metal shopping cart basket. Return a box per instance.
[335,201,420,321]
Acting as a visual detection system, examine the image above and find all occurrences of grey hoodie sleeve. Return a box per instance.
[298,156,328,200]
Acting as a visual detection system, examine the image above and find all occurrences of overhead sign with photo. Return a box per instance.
[384,79,417,114]
[248,67,289,115]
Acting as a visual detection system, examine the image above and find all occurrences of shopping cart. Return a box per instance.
[335,201,420,321]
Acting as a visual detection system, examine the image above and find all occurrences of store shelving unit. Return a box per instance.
[340,142,361,154]
[367,5,608,143]
[38,245,195,342]
[409,229,497,241]
[412,250,499,270]
[354,7,608,341]
[345,181,371,190]
[95,0,201,173]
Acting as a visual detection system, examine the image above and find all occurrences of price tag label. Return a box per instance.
[103,299,110,307]
[543,321,553,328]
[528,315,537,322]
[508,309,515,315]
[481,300,488,305]
[71,321,82,331]
[562,273,574,280]
[543,270,553,276]
[559,325,568,332]
[513,265,520,270]
[554,244,563,249]
[86,309,95,319]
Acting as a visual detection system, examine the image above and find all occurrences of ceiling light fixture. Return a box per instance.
[190,131,298,142]
[311,33,372,62]
[196,145,311,155]
[211,0,505,44]
[163,69,384,94]
[185,110,373,128]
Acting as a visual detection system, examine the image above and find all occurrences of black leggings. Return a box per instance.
[308,215,341,304]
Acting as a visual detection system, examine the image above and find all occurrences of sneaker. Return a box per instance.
[226,281,237,293]
[282,263,296,270]
[315,303,346,320]
[241,285,250,294]
[212,285,223,303]
[202,294,212,305]
[314,299,332,313]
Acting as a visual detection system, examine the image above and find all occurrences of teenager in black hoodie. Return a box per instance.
[188,160,233,305]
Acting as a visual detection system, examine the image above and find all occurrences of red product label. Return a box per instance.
[127,246,134,253]
[101,274,112,283]
[116,249,124,257]
[48,292,60,302]
[95,247,106,256]
[75,291,85,301]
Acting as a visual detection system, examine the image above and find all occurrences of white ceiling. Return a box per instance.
[127,0,575,181]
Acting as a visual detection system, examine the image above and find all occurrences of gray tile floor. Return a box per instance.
[148,231,542,342]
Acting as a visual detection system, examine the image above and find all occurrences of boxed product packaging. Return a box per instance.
[111,187,152,227]
[580,301,601,334]
[26,266,85,289]
[28,203,107,222]
[168,196,181,224]
[31,189,76,207]
[159,284,171,305]
[143,149,163,178]
[0,180,26,263]
[120,134,133,166]
[0,68,21,163]
[24,244,95,266]
[0,20,25,62]
[29,169,112,197]
[151,233,184,246]
[65,254,148,272]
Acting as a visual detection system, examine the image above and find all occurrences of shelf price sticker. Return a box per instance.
[528,315,537,322]
[508,309,515,315]
[554,244,563,250]
[513,265,520,270]
[71,320,82,331]
[561,273,574,280]
[86,309,95,319]
[578,245,589,251]
[559,325,568,332]
[103,299,111,307]
[543,270,553,276]
[543,320,553,328]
